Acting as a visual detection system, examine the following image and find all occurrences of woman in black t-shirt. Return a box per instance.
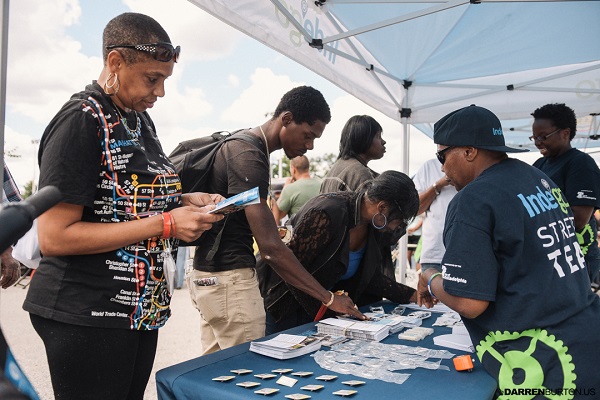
[23,13,223,399]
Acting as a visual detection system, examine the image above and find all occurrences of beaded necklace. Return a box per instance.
[114,105,141,139]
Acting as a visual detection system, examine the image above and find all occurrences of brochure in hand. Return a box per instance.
[208,186,260,215]
[249,334,322,360]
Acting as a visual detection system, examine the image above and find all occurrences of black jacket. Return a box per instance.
[257,192,415,322]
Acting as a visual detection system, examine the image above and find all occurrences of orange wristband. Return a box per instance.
[161,212,172,239]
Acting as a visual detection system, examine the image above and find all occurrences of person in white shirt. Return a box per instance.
[412,158,457,272]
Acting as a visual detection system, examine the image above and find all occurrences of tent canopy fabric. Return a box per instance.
[187,0,600,150]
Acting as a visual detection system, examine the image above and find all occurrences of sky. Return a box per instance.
[3,0,546,191]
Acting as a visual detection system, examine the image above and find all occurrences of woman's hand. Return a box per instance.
[327,292,367,320]
[169,206,224,242]
[417,269,437,308]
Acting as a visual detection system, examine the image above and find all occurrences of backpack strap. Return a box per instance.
[203,130,265,262]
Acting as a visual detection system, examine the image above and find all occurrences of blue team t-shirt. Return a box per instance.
[442,158,600,397]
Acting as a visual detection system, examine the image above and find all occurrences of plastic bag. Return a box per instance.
[12,219,41,269]
[162,245,177,294]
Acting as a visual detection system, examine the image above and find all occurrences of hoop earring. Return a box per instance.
[104,72,120,96]
[371,212,387,230]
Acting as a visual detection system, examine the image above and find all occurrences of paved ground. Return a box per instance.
[0,279,204,400]
[0,269,419,399]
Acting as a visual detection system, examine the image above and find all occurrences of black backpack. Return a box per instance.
[169,130,262,194]
[168,130,263,259]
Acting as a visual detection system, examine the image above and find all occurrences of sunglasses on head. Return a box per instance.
[106,42,180,63]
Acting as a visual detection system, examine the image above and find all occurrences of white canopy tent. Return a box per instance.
[187,0,600,153]
[187,0,600,279]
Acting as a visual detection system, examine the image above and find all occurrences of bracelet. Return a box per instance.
[427,272,442,300]
[323,291,335,307]
[161,212,173,239]
[170,213,177,238]
[433,183,441,196]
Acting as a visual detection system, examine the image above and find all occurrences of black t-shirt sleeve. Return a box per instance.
[442,196,499,301]
[221,138,270,198]
[38,103,102,208]
[563,154,600,208]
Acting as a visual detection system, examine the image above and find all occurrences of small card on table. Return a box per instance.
[342,380,365,387]
[236,381,260,388]
[255,373,277,380]
[230,368,253,375]
[254,388,279,396]
[212,375,235,382]
[333,389,358,396]
[276,375,298,387]
[285,394,311,400]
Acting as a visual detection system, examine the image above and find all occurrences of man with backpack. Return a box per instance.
[178,86,365,355]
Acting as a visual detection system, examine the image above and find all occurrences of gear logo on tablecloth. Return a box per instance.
[476,329,576,400]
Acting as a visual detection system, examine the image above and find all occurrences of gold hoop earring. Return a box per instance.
[371,212,387,230]
[104,72,120,96]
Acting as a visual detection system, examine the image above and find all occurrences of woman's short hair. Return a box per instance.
[103,12,171,64]
[338,115,383,160]
[531,103,577,140]
[362,170,419,222]
[273,86,331,126]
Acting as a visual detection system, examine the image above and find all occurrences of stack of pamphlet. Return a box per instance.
[249,334,322,360]
[315,317,391,341]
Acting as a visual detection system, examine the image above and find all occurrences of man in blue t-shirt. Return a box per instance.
[531,103,600,283]
[418,105,600,399]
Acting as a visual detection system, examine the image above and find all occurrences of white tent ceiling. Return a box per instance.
[187,0,600,152]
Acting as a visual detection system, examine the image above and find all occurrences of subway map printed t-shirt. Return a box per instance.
[441,158,600,398]
[23,81,181,330]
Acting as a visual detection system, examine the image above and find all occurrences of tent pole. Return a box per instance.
[0,0,9,186]
[396,108,410,285]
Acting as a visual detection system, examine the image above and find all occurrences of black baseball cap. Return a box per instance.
[433,105,528,153]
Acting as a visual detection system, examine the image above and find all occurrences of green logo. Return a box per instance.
[476,329,576,399]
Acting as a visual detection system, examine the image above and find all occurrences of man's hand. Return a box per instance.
[182,192,225,208]
[0,248,21,289]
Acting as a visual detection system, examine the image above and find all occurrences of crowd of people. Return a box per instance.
[1,10,599,400]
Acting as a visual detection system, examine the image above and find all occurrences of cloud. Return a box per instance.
[7,0,97,124]
[124,0,242,62]
[228,74,240,88]
[220,68,304,125]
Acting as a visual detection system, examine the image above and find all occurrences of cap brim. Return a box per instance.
[476,145,529,153]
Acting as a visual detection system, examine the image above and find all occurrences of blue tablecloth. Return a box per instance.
[156,303,497,399]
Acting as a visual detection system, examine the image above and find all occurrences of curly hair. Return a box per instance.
[531,103,577,140]
[338,115,383,160]
[103,13,172,64]
[360,170,419,222]
[272,86,331,126]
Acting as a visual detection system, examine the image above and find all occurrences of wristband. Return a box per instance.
[433,183,441,196]
[323,291,335,307]
[161,212,173,239]
[427,272,442,300]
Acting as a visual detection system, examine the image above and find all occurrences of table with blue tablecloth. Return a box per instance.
[156,302,497,399]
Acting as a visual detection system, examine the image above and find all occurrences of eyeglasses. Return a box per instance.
[528,127,561,142]
[436,146,455,165]
[106,42,180,63]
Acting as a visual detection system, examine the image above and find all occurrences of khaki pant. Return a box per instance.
[188,268,266,355]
